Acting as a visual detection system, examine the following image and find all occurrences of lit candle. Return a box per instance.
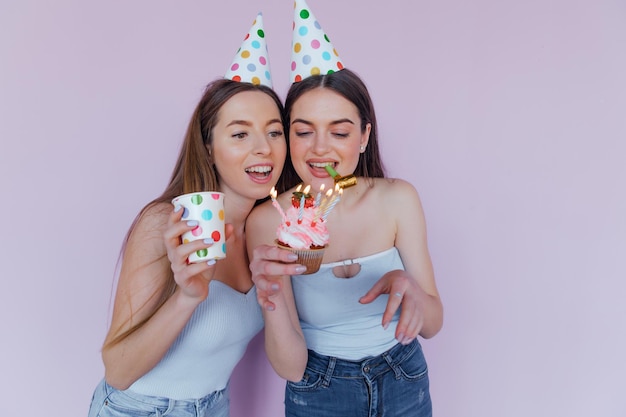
[298,193,305,223]
[314,184,325,207]
[314,188,333,224]
[321,188,342,221]
[270,187,287,223]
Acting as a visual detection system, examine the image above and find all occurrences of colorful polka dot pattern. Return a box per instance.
[172,192,226,262]
[290,0,343,83]
[224,13,273,87]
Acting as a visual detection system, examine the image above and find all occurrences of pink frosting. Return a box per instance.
[276,205,329,250]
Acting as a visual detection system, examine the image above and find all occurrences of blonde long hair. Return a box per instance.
[104,79,285,348]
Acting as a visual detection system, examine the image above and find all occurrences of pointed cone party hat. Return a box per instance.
[224,13,273,87]
[290,0,344,83]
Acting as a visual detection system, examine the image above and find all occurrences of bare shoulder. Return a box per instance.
[371,177,422,206]
[248,199,278,228]
[246,199,281,247]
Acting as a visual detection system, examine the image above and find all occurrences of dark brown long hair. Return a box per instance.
[105,79,285,348]
[278,68,386,191]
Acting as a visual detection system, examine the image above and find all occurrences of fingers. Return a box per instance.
[164,205,187,247]
[254,274,281,293]
[250,245,306,278]
[393,284,423,345]
[359,276,389,304]
[381,290,404,330]
[395,301,423,345]
[249,244,305,312]
[170,237,216,271]
[361,270,423,345]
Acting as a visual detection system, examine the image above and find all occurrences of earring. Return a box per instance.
[360,145,365,152]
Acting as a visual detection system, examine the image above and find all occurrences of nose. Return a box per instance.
[253,134,271,156]
[311,133,330,155]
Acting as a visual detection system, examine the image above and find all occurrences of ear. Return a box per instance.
[224,223,234,241]
[360,123,371,150]
[205,143,213,161]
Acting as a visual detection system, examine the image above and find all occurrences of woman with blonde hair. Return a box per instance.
[88,14,287,417]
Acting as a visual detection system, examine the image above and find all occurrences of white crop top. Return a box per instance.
[291,247,404,360]
[127,280,263,400]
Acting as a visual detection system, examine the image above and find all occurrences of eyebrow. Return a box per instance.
[291,118,355,126]
[226,119,283,127]
[226,120,252,127]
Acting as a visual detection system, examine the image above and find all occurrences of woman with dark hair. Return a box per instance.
[88,15,287,417]
[246,2,442,416]
[248,68,441,417]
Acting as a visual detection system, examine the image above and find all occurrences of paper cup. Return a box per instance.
[172,192,226,263]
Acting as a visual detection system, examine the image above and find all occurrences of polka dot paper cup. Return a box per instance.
[172,192,226,263]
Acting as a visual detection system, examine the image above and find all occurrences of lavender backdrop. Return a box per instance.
[1,0,624,415]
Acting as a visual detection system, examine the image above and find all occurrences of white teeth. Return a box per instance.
[309,162,333,168]
[246,166,272,173]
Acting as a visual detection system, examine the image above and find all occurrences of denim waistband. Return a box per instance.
[103,380,228,411]
[306,339,420,381]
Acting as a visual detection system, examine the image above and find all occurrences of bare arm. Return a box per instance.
[392,180,443,338]
[360,180,443,341]
[246,203,308,382]
[102,204,217,389]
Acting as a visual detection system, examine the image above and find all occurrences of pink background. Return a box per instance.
[1,0,625,415]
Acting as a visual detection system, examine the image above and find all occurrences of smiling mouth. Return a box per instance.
[245,166,272,178]
[308,162,335,169]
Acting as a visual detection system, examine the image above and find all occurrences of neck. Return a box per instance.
[223,195,256,235]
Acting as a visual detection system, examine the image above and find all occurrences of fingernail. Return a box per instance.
[203,238,214,244]
[402,337,413,345]
[397,333,405,342]
[187,220,199,227]
[271,283,280,291]
[294,266,307,274]
[287,253,298,261]
[207,259,216,266]
[174,204,182,212]
[383,322,389,330]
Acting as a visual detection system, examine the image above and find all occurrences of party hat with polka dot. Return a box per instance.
[224,12,273,87]
[290,0,344,83]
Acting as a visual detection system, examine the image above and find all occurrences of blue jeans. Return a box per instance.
[87,380,229,417]
[285,339,431,417]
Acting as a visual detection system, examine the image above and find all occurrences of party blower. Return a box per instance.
[325,165,357,189]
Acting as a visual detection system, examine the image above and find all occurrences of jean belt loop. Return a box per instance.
[159,398,176,417]
[195,398,202,417]
[382,350,402,379]
[322,356,336,388]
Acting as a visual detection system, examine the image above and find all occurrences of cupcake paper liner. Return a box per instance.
[276,241,326,275]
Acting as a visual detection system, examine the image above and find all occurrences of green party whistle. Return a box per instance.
[324,165,357,189]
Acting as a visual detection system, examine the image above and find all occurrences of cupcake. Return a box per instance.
[270,185,341,274]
